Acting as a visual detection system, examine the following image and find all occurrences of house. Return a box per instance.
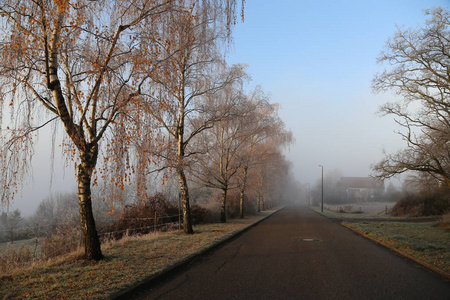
[337,177,384,202]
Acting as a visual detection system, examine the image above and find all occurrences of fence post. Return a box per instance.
[178,192,181,230]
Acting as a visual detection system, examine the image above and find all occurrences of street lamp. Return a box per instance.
[318,165,323,212]
[306,183,310,206]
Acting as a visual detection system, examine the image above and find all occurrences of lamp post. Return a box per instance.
[306,183,310,206]
[318,165,323,212]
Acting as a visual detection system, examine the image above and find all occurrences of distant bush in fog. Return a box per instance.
[391,188,450,216]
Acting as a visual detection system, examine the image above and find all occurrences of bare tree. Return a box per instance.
[139,2,246,232]
[192,87,248,222]
[192,87,291,222]
[252,151,292,212]
[373,7,450,187]
[234,88,292,218]
[32,197,57,237]
[5,209,23,243]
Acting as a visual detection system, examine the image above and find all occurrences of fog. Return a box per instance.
[3,0,448,216]
[9,129,77,216]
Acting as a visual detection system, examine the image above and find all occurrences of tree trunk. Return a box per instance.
[77,149,103,261]
[257,192,261,212]
[239,166,248,219]
[46,30,102,260]
[177,167,193,234]
[175,73,193,234]
[220,188,227,223]
[239,188,245,219]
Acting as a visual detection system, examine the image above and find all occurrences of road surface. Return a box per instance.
[124,206,450,300]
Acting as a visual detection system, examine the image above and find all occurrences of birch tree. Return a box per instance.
[234,89,292,218]
[139,2,245,233]
[192,86,247,222]
[0,0,177,260]
[192,87,291,222]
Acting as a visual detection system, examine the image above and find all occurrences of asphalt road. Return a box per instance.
[126,206,450,300]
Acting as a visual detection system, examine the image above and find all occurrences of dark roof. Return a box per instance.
[338,177,384,189]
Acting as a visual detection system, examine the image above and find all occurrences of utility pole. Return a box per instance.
[318,165,324,212]
[306,183,310,206]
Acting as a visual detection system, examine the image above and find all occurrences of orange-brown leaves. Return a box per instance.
[53,0,70,12]
[0,0,248,211]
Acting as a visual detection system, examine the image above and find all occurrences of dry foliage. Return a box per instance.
[0,244,35,274]
[41,225,83,260]
[391,189,450,217]
[102,193,180,240]
[439,212,450,230]
[0,0,246,260]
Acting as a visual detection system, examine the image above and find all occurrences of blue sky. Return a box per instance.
[228,0,450,186]
[7,0,450,216]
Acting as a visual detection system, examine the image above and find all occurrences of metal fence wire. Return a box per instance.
[0,213,183,261]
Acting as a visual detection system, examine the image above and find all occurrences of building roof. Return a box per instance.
[338,177,384,190]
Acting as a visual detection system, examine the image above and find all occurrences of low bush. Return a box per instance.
[41,225,82,259]
[439,212,450,229]
[101,193,212,240]
[225,191,259,219]
[226,192,240,219]
[391,189,450,217]
[101,193,179,240]
[201,201,221,223]
[190,204,208,225]
[0,243,36,274]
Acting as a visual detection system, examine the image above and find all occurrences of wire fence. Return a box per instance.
[98,213,182,241]
[0,213,184,262]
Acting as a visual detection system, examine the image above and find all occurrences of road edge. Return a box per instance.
[310,207,450,281]
[111,207,284,299]
[341,222,450,281]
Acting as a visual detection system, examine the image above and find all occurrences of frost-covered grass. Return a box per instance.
[0,238,42,251]
[0,211,274,299]
[343,221,450,276]
[311,202,408,219]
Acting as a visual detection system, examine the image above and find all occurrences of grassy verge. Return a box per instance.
[0,210,276,299]
[343,221,450,278]
[0,238,42,251]
[310,202,403,219]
